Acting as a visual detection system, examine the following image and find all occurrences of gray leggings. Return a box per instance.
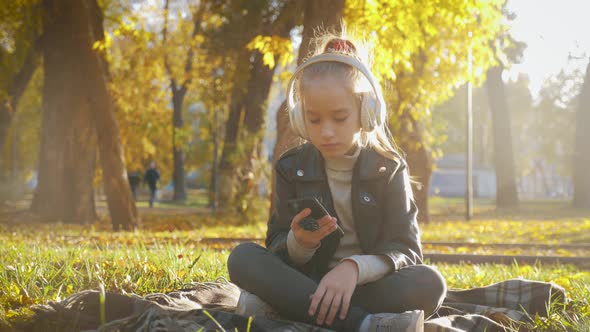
[227,242,446,332]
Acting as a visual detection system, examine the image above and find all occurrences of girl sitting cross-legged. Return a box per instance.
[227,30,446,332]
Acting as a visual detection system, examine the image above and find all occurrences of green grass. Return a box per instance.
[421,218,590,244]
[429,196,590,222]
[1,239,588,331]
[0,197,589,331]
[0,243,229,303]
[0,243,230,330]
[434,263,590,331]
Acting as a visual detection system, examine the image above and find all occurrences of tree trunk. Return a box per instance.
[172,89,187,201]
[270,0,344,213]
[162,0,206,202]
[233,51,279,208]
[31,0,97,224]
[218,55,249,209]
[78,0,138,230]
[208,113,220,210]
[236,0,298,202]
[486,66,519,208]
[32,0,137,229]
[573,60,590,208]
[406,147,432,223]
[398,114,433,224]
[243,53,274,138]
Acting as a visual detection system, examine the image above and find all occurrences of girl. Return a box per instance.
[227,31,446,332]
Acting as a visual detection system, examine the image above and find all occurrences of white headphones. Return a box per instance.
[286,53,386,141]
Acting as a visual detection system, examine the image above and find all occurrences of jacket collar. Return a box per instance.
[294,143,393,182]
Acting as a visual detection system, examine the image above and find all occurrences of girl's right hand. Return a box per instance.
[290,208,338,249]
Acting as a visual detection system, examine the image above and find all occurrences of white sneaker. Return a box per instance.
[364,310,424,332]
[235,289,282,319]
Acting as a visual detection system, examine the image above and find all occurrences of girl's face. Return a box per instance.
[302,76,361,159]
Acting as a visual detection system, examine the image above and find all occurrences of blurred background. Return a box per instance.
[1,0,589,225]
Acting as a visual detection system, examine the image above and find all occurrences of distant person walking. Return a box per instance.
[144,162,160,208]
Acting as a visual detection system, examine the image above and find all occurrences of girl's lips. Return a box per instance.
[321,143,340,149]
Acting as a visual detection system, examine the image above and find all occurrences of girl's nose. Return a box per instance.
[320,123,335,138]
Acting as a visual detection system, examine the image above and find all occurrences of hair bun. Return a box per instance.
[323,38,357,55]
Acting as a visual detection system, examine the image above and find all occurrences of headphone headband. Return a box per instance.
[287,53,384,112]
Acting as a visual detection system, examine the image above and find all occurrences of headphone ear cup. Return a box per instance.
[289,102,309,140]
[360,92,380,132]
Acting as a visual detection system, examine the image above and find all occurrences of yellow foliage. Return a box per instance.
[98,2,241,183]
[141,137,156,156]
[343,0,506,152]
[103,14,173,178]
[246,35,294,69]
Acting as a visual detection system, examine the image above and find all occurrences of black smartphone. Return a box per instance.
[286,197,344,237]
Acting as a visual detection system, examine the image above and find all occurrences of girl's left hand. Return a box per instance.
[308,260,359,326]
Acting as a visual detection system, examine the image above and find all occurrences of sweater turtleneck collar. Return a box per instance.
[324,144,361,172]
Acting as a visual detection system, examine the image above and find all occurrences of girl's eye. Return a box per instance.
[334,117,348,122]
[308,118,320,124]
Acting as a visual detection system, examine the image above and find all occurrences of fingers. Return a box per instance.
[308,285,326,317]
[316,290,335,325]
[339,292,352,320]
[325,293,343,326]
[309,272,353,326]
[291,208,311,229]
[316,214,335,227]
[317,219,338,238]
[317,216,336,231]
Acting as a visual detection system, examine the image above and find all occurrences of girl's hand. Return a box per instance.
[308,260,359,326]
[290,208,338,249]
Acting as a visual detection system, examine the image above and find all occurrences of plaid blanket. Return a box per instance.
[15,278,566,332]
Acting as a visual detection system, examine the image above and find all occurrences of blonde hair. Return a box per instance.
[292,27,402,161]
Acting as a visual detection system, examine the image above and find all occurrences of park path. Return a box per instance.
[96,203,209,216]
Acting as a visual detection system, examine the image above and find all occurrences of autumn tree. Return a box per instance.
[100,1,242,209]
[101,1,223,202]
[79,0,138,230]
[100,19,172,181]
[161,0,211,201]
[30,0,137,229]
[486,65,519,207]
[345,0,505,222]
[211,0,299,216]
[97,1,195,190]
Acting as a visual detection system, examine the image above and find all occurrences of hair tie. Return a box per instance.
[324,38,356,54]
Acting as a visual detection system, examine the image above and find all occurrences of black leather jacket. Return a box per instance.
[266,143,423,276]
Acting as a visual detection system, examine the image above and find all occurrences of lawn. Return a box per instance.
[0,197,589,331]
